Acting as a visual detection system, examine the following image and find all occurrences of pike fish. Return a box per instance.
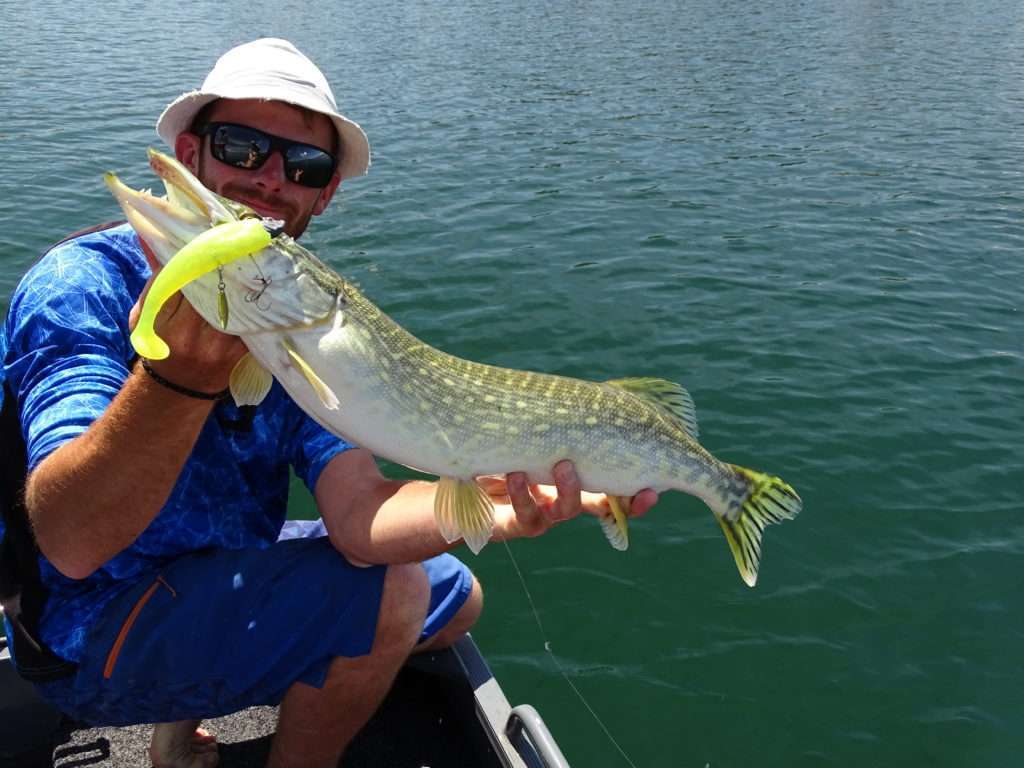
[105,149,802,586]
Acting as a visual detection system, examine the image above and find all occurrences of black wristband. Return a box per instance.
[139,358,230,401]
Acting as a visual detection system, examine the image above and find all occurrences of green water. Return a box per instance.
[3,1,1022,764]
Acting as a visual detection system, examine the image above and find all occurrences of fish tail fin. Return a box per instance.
[715,465,802,587]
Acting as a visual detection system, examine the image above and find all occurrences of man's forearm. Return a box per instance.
[343,477,547,563]
[315,449,591,566]
[25,364,215,579]
[319,465,453,565]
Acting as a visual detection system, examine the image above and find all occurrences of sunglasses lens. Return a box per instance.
[284,144,337,188]
[205,123,337,188]
[211,125,270,170]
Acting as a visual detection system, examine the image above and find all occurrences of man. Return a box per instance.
[1,39,657,768]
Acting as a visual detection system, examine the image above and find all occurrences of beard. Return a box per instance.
[197,153,317,239]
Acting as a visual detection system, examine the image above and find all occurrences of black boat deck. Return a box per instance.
[2,635,566,768]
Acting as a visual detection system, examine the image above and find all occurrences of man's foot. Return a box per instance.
[150,720,219,768]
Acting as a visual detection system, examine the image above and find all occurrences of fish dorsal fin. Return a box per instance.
[229,352,274,407]
[282,338,339,411]
[435,477,496,555]
[605,377,699,440]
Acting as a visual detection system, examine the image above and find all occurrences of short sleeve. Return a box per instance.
[286,408,357,492]
[4,237,141,470]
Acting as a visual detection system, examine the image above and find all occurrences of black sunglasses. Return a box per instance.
[196,122,339,189]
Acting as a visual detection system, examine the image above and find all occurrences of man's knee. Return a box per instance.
[452,576,483,635]
[421,575,483,651]
[373,563,431,655]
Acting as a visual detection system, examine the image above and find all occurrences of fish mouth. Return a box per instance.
[104,148,248,266]
[228,194,287,223]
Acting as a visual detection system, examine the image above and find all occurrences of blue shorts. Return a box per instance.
[34,523,473,726]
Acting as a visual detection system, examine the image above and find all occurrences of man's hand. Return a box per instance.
[486,460,659,541]
[129,240,247,393]
[26,241,247,579]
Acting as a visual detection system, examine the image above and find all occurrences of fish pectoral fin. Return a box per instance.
[605,377,699,440]
[229,352,274,407]
[600,495,631,552]
[282,339,339,411]
[435,476,496,555]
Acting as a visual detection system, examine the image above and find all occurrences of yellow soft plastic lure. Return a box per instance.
[130,218,273,360]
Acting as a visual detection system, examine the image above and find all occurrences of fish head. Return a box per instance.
[105,149,343,336]
[104,148,253,266]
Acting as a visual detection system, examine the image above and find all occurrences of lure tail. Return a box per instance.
[716,466,801,587]
[129,218,273,360]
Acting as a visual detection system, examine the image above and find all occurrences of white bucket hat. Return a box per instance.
[156,38,370,181]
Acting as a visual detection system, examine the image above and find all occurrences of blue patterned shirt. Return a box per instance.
[1,223,355,661]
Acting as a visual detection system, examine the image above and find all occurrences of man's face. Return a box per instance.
[175,98,341,238]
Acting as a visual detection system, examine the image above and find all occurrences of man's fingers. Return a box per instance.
[630,488,659,518]
[477,474,509,501]
[128,268,188,335]
[498,462,658,543]
[127,275,157,332]
[158,292,188,324]
[549,460,582,521]
[124,245,245,391]
[506,472,536,520]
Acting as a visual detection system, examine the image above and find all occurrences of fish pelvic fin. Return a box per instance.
[599,495,631,551]
[282,339,339,411]
[717,466,802,587]
[229,353,274,407]
[605,377,698,440]
[435,477,496,555]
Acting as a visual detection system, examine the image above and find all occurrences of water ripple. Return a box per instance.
[4,2,1023,765]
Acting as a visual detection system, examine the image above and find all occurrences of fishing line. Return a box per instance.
[502,539,640,768]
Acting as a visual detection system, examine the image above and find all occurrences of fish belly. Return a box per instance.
[243,322,725,498]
